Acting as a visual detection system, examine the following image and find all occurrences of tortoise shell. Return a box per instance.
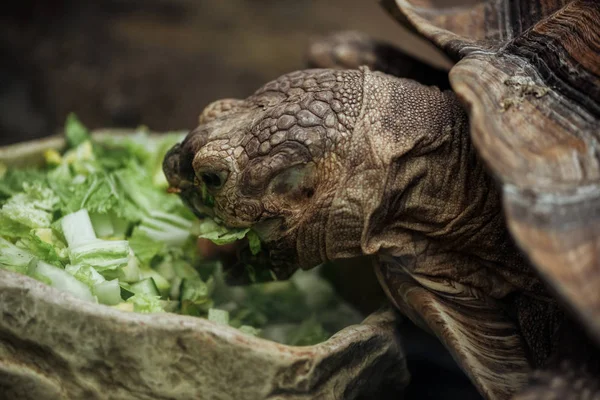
[383,0,600,348]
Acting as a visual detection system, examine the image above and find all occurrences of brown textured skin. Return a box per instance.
[164,67,560,399]
[382,0,600,398]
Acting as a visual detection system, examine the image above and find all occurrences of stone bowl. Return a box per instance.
[0,131,409,400]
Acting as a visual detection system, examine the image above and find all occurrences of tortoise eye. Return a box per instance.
[200,171,227,190]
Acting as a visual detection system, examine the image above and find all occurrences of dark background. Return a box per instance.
[0,1,480,398]
[0,0,451,145]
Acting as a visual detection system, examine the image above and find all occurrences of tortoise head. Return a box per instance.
[163,66,514,283]
[163,69,365,279]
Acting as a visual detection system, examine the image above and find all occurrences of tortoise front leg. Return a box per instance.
[375,257,531,400]
[512,318,600,400]
[306,31,450,89]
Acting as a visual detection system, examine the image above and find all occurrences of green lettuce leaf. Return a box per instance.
[68,239,131,272]
[246,230,261,255]
[127,293,164,313]
[285,315,330,346]
[0,168,47,200]
[16,229,68,266]
[197,219,249,245]
[0,237,37,274]
[0,214,30,238]
[208,308,230,325]
[0,183,59,229]
[65,264,106,288]
[65,113,90,148]
[62,173,120,215]
[180,276,214,316]
[114,162,188,219]
[128,227,166,265]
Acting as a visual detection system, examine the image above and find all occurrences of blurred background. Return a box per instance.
[0,1,480,398]
[0,0,451,145]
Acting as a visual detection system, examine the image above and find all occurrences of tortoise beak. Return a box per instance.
[163,125,212,192]
[163,143,192,192]
[163,138,216,219]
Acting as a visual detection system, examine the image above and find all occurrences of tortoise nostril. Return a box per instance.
[201,172,223,188]
[197,168,229,190]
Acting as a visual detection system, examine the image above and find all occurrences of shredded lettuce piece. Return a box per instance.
[238,325,261,337]
[0,168,47,200]
[128,227,166,265]
[0,214,30,238]
[0,183,59,229]
[137,211,192,247]
[246,230,262,255]
[126,293,164,313]
[63,141,97,176]
[65,113,90,148]
[0,237,36,274]
[16,230,68,267]
[115,252,141,283]
[197,219,249,245]
[208,308,230,325]
[90,212,115,238]
[61,209,97,248]
[63,173,120,215]
[180,277,214,316]
[285,316,330,346]
[139,267,170,297]
[65,264,106,287]
[35,261,96,302]
[69,240,131,272]
[114,164,187,218]
[94,279,122,305]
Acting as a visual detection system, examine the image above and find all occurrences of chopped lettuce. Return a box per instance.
[246,230,261,255]
[0,168,47,200]
[0,183,59,229]
[94,279,123,305]
[128,227,166,265]
[65,113,91,148]
[16,230,68,267]
[0,114,364,347]
[208,308,230,325]
[127,293,164,313]
[238,325,261,337]
[137,211,193,247]
[198,219,249,245]
[35,261,96,302]
[65,264,105,287]
[69,240,131,272]
[61,209,97,247]
[180,276,214,316]
[0,214,30,239]
[285,316,330,346]
[63,173,121,215]
[0,237,36,274]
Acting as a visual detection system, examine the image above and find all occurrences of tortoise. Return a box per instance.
[163,0,600,399]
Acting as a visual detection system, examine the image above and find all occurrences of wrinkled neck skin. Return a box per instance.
[302,69,544,300]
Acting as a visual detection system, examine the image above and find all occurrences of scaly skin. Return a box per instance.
[164,67,560,399]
